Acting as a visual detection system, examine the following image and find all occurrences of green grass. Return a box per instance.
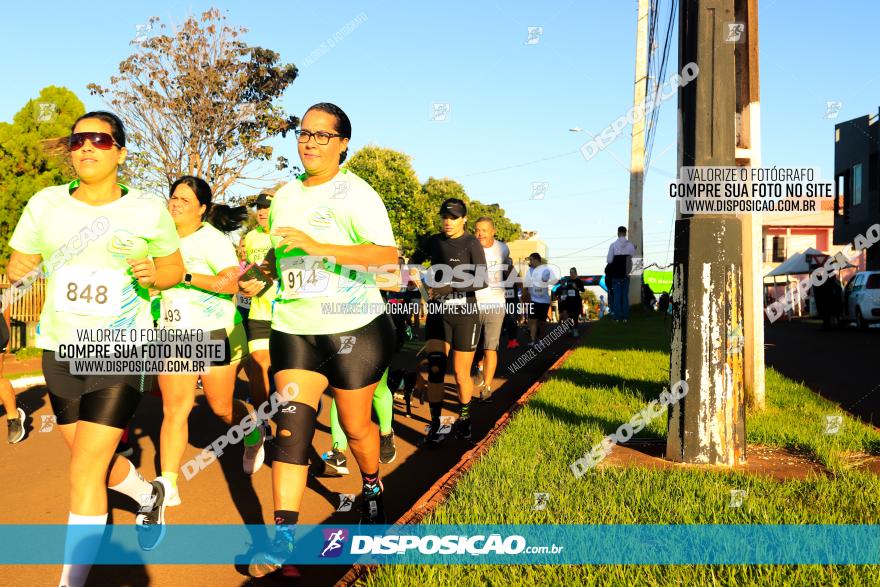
[362,314,880,586]
[12,347,42,360]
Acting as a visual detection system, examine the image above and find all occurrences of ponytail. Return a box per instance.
[205,204,248,233]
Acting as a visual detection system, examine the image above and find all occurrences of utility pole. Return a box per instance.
[666,0,747,465]
[627,0,649,307]
[735,0,765,410]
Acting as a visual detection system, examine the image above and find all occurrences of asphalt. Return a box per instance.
[764,318,880,425]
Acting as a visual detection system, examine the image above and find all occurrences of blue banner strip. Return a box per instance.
[2,525,878,565]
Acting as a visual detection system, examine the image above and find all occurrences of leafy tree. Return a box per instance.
[344,145,432,257]
[0,86,84,266]
[583,288,599,320]
[87,9,298,199]
[422,177,522,243]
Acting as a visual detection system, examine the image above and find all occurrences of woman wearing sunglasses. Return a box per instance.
[155,176,256,507]
[243,103,398,579]
[6,111,183,587]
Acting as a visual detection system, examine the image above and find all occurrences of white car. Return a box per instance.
[843,271,880,329]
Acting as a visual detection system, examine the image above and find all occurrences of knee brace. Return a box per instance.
[272,402,317,465]
[427,352,447,384]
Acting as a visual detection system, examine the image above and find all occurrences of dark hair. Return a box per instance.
[170,175,247,233]
[570,267,578,273]
[71,111,126,147]
[304,102,351,164]
[474,216,495,227]
[617,226,627,235]
[529,252,542,263]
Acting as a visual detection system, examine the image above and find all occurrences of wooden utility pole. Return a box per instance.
[627,0,649,306]
[735,0,765,410]
[666,0,747,465]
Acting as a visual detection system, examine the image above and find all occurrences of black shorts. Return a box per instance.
[42,351,149,429]
[425,303,481,352]
[530,302,551,321]
[269,313,394,390]
[244,319,271,353]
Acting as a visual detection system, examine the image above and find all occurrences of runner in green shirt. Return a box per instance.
[240,189,279,428]
[244,103,398,580]
[155,175,256,508]
[7,111,183,585]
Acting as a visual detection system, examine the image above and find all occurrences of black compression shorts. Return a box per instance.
[269,313,394,390]
[42,351,149,428]
[529,302,551,321]
[425,302,481,352]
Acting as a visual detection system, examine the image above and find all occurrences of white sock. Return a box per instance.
[108,459,154,506]
[59,512,108,587]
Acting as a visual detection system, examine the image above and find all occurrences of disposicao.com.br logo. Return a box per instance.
[341,533,563,556]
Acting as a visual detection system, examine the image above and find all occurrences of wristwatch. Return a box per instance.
[184,273,193,285]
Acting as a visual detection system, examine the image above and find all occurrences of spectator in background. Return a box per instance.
[658,292,671,315]
[598,295,608,318]
[642,283,657,310]
[606,226,636,322]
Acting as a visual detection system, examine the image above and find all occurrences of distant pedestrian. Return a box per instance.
[642,283,656,310]
[598,295,607,318]
[658,292,671,314]
[606,226,636,322]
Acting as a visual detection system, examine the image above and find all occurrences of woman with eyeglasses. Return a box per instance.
[242,103,398,579]
[6,111,183,586]
[154,176,256,509]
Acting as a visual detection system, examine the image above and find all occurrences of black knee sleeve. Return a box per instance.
[427,352,447,384]
[272,402,317,465]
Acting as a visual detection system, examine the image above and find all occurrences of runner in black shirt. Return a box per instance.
[409,198,487,443]
[554,267,586,337]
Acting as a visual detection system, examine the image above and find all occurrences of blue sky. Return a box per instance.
[2,1,876,274]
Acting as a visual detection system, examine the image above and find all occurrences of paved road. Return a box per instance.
[0,322,580,586]
[764,319,880,425]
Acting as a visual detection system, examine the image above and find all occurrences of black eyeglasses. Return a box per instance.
[294,129,344,145]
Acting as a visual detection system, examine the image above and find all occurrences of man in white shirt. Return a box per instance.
[606,226,636,321]
[523,253,557,345]
[473,217,511,402]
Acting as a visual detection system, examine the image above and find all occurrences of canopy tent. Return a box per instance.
[764,247,826,278]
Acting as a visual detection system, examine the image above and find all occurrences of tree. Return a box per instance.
[0,86,85,266]
[583,289,599,320]
[421,177,522,243]
[344,145,432,257]
[87,9,298,199]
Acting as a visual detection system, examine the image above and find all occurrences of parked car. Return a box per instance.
[843,271,880,329]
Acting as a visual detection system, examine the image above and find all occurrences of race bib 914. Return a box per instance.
[279,256,337,299]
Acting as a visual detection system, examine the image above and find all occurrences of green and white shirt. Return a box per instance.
[159,222,241,331]
[9,181,179,350]
[243,226,276,321]
[269,168,396,335]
